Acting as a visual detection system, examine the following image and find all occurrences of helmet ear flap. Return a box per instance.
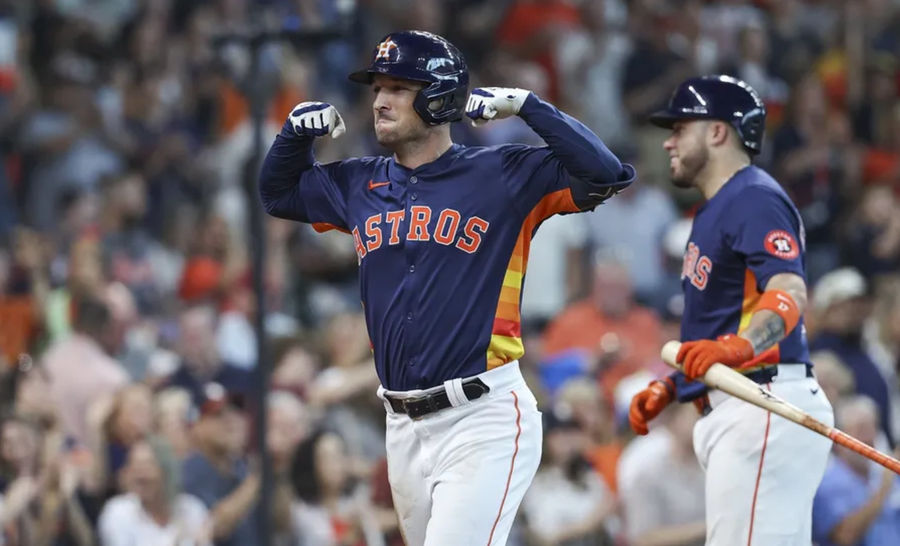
[738,107,765,154]
[414,80,467,125]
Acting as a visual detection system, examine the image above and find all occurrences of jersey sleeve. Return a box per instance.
[673,372,709,402]
[499,144,582,218]
[291,160,357,233]
[726,185,806,290]
[503,94,636,216]
[259,129,366,233]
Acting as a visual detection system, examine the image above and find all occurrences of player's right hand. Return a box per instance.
[287,102,346,139]
[465,87,531,127]
[629,377,675,435]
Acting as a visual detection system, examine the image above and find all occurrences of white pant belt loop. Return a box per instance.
[443,378,468,407]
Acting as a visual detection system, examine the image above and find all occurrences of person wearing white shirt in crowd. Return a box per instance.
[521,408,616,545]
[521,213,589,330]
[99,437,210,546]
[585,166,678,310]
[619,402,706,546]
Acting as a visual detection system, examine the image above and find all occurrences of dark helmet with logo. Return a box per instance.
[349,30,469,125]
[650,75,766,155]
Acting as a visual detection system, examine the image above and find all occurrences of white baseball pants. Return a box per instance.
[693,364,834,546]
[378,362,542,546]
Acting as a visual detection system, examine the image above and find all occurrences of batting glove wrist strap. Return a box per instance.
[287,102,346,139]
[654,376,676,398]
[465,87,532,126]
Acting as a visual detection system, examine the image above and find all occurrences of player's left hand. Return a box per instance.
[629,377,675,435]
[678,334,755,380]
[465,87,531,127]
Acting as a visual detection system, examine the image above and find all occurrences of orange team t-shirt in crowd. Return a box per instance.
[0,296,36,367]
[541,300,663,395]
[585,441,623,494]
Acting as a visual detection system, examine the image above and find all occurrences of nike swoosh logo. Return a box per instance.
[368,180,391,190]
[810,388,819,395]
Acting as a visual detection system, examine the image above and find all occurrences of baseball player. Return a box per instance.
[258,30,634,545]
[628,75,835,545]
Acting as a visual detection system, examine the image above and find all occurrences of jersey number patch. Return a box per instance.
[764,230,799,260]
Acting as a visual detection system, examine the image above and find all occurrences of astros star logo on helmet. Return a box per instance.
[375,38,398,61]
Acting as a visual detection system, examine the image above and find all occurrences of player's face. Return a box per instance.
[663,120,710,188]
[372,75,429,147]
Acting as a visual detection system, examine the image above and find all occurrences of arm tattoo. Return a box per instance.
[744,313,787,355]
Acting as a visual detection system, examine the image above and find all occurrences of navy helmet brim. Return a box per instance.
[348,67,435,85]
[348,69,372,84]
[649,110,700,129]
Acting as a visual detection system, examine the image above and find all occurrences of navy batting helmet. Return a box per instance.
[650,75,766,155]
[349,30,469,126]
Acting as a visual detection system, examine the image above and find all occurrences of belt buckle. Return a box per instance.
[403,395,436,419]
[400,397,416,416]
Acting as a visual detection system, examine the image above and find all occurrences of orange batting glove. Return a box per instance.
[678,335,756,380]
[629,377,675,435]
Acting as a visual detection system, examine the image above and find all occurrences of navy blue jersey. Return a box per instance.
[675,165,809,400]
[261,94,635,390]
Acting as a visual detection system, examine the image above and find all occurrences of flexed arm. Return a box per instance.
[259,102,346,222]
[465,88,634,206]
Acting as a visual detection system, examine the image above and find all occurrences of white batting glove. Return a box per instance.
[465,87,531,127]
[288,101,346,139]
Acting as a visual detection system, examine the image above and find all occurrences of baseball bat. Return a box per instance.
[661,340,900,475]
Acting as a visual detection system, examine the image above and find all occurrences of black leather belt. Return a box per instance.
[744,363,813,384]
[385,378,491,419]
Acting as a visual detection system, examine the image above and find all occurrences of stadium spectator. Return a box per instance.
[99,437,211,546]
[290,428,382,546]
[83,383,154,496]
[811,268,895,447]
[520,212,589,337]
[542,258,664,398]
[812,396,900,546]
[0,228,47,368]
[584,154,679,311]
[841,185,900,279]
[810,350,857,408]
[0,413,94,545]
[182,384,258,546]
[619,403,705,546]
[864,275,900,441]
[555,378,621,494]
[165,305,253,405]
[42,294,129,446]
[154,386,195,461]
[521,408,616,545]
[267,390,310,544]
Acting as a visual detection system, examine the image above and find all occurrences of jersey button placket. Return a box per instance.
[409,175,418,184]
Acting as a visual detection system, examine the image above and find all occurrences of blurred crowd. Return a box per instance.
[1,0,900,545]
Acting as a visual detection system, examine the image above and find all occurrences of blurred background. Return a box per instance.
[1,0,900,545]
